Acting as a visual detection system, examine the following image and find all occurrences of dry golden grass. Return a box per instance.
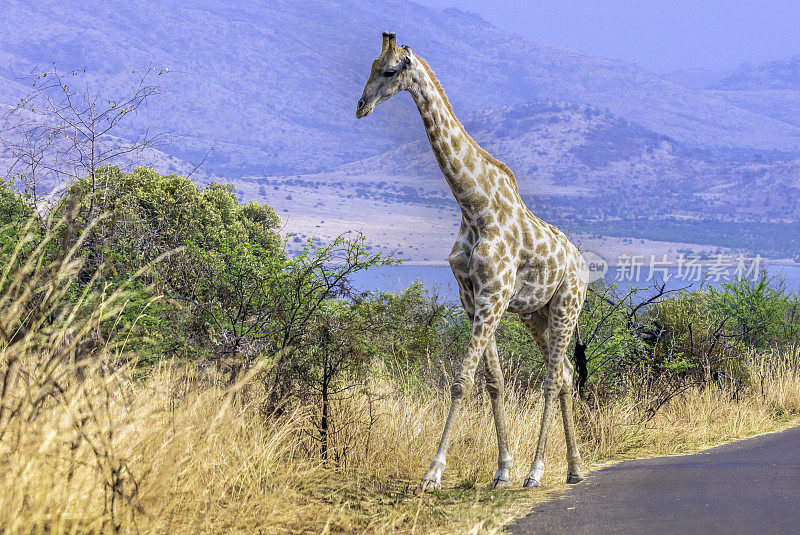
[1,350,798,534]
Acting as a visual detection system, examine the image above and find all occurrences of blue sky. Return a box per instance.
[417,0,800,73]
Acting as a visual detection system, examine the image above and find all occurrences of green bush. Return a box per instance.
[0,178,38,272]
[707,271,800,351]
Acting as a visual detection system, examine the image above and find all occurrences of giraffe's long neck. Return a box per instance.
[408,57,522,221]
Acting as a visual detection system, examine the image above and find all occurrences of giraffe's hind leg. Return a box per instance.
[521,285,584,487]
[560,353,584,483]
[561,281,587,483]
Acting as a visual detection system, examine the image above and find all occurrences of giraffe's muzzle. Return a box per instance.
[356,99,369,118]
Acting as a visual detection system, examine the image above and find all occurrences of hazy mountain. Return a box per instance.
[3,0,800,180]
[663,56,800,135]
[247,101,800,260]
[703,90,800,130]
[302,102,800,223]
[661,68,725,90]
[709,56,800,91]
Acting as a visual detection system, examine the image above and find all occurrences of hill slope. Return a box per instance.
[665,56,800,131]
[247,103,800,261]
[3,0,800,179]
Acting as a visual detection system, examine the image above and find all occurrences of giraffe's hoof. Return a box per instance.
[492,477,512,489]
[492,467,512,489]
[522,476,541,488]
[566,471,585,484]
[421,462,444,492]
[421,477,441,492]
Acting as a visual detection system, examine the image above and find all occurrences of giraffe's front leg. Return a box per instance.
[422,298,504,492]
[421,361,473,491]
[484,336,512,489]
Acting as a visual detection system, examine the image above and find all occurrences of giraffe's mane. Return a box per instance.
[415,54,520,195]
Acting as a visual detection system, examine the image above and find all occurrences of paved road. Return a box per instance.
[509,425,800,534]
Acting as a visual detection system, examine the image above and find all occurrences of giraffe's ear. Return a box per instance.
[401,46,413,68]
[400,55,412,70]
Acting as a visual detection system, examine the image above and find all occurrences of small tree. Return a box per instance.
[359,283,454,382]
[262,234,395,404]
[2,64,171,213]
[53,167,283,359]
[289,299,385,462]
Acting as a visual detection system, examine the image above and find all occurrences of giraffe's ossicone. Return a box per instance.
[357,32,588,490]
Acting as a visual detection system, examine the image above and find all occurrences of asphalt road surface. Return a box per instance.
[509,425,800,534]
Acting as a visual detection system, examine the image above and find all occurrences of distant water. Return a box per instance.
[351,263,800,302]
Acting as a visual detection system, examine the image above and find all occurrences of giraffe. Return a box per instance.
[356,32,589,491]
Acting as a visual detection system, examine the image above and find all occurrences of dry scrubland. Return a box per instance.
[2,176,799,534]
[2,345,799,533]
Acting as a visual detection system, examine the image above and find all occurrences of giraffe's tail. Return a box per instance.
[573,325,588,397]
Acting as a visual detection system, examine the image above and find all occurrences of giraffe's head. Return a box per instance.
[356,32,415,118]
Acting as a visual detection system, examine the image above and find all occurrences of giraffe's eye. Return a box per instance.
[383,69,397,77]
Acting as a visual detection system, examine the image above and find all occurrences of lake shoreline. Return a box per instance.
[353,263,800,301]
